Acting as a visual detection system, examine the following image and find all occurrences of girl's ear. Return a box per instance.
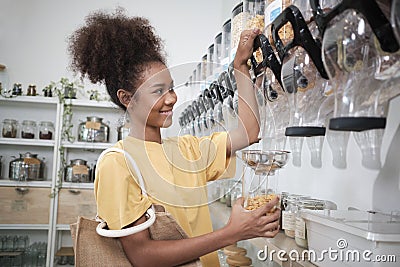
[117,89,132,108]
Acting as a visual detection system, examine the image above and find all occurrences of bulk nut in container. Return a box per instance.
[231,2,244,58]
[265,0,294,47]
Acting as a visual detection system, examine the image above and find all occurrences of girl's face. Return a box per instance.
[128,62,177,130]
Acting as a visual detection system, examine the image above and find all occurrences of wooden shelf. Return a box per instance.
[0,180,52,188]
[55,247,74,257]
[65,98,117,109]
[0,224,49,230]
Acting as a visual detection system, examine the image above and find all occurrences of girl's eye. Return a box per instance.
[154,89,163,94]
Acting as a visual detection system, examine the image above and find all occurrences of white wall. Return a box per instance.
[1,0,399,214]
[0,0,239,91]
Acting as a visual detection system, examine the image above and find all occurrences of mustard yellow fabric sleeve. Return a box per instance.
[94,151,152,230]
[180,131,236,182]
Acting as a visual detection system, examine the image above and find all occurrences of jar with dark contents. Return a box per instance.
[27,84,37,96]
[21,120,37,139]
[12,83,23,96]
[2,119,18,138]
[39,121,54,140]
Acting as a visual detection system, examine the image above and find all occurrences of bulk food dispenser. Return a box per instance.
[213,32,223,79]
[270,4,330,168]
[311,0,400,169]
[231,2,244,61]
[221,19,231,71]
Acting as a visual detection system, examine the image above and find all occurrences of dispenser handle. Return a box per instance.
[271,5,329,79]
[251,34,285,89]
[310,0,399,53]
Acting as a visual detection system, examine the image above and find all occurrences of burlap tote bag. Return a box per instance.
[70,148,202,267]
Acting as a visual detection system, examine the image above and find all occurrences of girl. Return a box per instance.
[69,9,280,267]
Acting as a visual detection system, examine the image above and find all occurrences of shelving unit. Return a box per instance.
[0,95,121,266]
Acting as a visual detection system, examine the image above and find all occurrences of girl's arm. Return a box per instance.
[227,28,262,156]
[120,197,280,267]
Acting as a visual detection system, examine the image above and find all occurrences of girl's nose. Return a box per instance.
[165,90,177,105]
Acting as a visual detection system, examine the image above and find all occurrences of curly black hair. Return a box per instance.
[68,8,166,110]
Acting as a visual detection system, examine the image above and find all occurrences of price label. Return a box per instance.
[85,121,101,130]
[72,165,89,175]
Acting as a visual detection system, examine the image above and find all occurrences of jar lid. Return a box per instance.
[86,116,103,122]
[232,2,243,15]
[226,255,252,266]
[22,120,36,125]
[39,121,54,126]
[3,119,18,123]
[223,18,231,28]
[20,152,38,158]
[223,245,247,256]
[70,159,87,166]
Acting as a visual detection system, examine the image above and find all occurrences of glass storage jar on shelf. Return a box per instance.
[282,194,309,238]
[78,116,110,142]
[26,84,37,96]
[295,199,325,248]
[2,119,18,138]
[64,159,90,183]
[38,121,54,140]
[21,120,37,139]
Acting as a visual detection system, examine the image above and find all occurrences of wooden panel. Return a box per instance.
[57,188,97,225]
[0,187,51,224]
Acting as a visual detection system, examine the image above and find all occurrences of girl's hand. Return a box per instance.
[225,196,281,242]
[233,28,261,69]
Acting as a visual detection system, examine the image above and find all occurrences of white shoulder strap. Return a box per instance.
[96,147,148,196]
[95,147,155,237]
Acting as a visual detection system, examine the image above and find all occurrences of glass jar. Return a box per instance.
[12,83,22,96]
[282,195,297,238]
[78,116,110,142]
[2,119,18,138]
[21,120,37,139]
[39,121,54,140]
[65,159,90,183]
[221,19,231,71]
[295,199,325,248]
[27,84,37,96]
[231,2,244,60]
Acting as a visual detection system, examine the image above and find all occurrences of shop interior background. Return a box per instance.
[1,0,399,213]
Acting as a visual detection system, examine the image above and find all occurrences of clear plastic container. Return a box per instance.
[295,199,325,248]
[38,121,54,140]
[221,19,231,70]
[201,54,207,81]
[2,119,18,138]
[206,44,215,79]
[213,32,223,76]
[243,0,265,31]
[21,120,37,139]
[265,0,293,46]
[231,2,244,60]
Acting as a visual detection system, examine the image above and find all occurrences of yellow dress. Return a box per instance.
[94,132,236,266]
